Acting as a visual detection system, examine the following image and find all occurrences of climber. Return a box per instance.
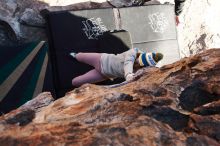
[69,48,163,87]
[174,0,186,25]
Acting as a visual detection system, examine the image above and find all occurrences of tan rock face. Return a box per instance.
[178,0,220,57]
[0,49,220,145]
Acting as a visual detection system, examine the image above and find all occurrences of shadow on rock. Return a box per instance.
[140,105,189,131]
[178,80,220,112]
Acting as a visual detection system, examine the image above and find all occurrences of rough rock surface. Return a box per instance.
[178,0,220,57]
[0,49,219,145]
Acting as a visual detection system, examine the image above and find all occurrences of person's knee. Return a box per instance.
[72,78,82,87]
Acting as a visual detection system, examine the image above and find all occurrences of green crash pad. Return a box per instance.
[0,41,55,114]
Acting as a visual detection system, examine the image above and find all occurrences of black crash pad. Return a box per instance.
[0,41,55,114]
[47,9,117,51]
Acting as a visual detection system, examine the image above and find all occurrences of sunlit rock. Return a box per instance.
[0,49,219,145]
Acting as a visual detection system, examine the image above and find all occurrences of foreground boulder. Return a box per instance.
[0,49,219,145]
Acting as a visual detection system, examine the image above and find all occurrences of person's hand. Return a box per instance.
[175,16,180,26]
[126,73,135,81]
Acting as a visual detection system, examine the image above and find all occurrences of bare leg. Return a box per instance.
[72,69,107,87]
[76,53,102,71]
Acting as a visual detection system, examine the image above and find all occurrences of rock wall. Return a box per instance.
[0,49,219,145]
[178,0,220,57]
[0,0,48,45]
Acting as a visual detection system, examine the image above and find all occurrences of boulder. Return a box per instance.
[0,49,219,145]
[178,0,220,56]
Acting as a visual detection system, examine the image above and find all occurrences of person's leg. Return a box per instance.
[72,69,107,87]
[75,53,102,70]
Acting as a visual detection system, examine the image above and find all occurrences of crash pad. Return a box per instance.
[0,41,55,114]
[119,5,179,65]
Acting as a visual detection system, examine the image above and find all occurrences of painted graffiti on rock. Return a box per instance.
[82,17,108,40]
[148,12,168,33]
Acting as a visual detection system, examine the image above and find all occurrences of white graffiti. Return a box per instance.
[148,12,168,33]
[82,17,108,40]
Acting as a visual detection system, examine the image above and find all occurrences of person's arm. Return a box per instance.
[124,48,138,81]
